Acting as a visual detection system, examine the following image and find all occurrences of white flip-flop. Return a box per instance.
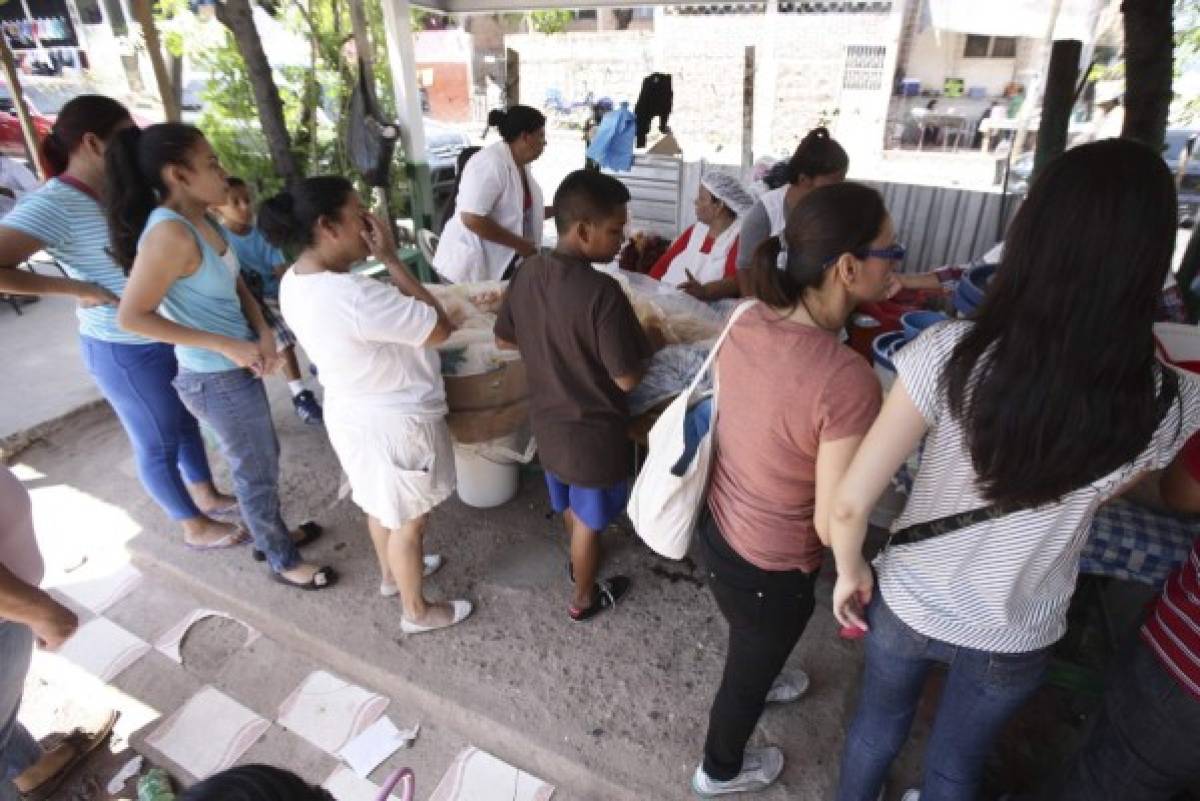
[381,555,444,596]
[400,599,473,635]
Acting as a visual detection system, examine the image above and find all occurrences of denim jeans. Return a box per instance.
[79,337,211,521]
[0,620,40,801]
[172,368,300,572]
[1037,636,1200,801]
[697,513,818,780]
[836,594,1050,801]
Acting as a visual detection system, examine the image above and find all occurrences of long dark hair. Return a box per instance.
[486,104,546,142]
[945,138,1180,508]
[749,182,886,308]
[104,123,206,271]
[782,126,849,184]
[40,94,131,177]
[258,175,356,252]
[178,765,333,801]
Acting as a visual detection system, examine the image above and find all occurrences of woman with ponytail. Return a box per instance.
[432,104,548,283]
[263,177,473,633]
[0,95,244,551]
[689,182,898,797]
[109,123,335,591]
[691,126,849,303]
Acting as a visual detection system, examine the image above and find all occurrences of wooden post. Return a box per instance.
[742,46,754,170]
[0,34,43,178]
[1032,39,1081,180]
[131,0,179,122]
[1011,0,1064,160]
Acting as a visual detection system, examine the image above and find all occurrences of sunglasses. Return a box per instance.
[821,243,907,269]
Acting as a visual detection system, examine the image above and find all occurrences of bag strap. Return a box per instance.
[682,300,757,398]
[887,503,1014,549]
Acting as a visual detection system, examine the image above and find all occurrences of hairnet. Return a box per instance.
[700,171,755,216]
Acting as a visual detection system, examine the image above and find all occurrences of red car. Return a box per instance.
[0,94,52,160]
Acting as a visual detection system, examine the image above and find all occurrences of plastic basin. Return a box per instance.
[901,311,948,341]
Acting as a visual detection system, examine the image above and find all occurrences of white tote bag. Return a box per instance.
[627,301,757,559]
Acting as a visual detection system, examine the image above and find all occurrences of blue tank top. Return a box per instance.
[140,207,253,373]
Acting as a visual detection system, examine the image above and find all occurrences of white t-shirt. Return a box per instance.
[279,270,446,416]
[0,157,39,217]
[877,322,1200,653]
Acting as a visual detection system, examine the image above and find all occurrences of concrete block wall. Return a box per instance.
[507,7,901,165]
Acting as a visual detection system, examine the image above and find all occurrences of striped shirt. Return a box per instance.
[877,322,1200,653]
[0,178,150,345]
[1142,536,1200,699]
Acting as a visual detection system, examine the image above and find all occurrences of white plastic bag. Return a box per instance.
[627,302,756,559]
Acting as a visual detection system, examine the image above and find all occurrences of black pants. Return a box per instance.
[698,512,818,780]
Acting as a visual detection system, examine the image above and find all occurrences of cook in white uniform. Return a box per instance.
[433,105,549,283]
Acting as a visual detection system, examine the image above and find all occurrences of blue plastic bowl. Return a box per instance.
[960,264,996,306]
[901,311,948,341]
[872,331,908,373]
[953,281,977,316]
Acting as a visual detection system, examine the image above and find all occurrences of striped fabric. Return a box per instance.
[0,178,151,345]
[875,322,1200,654]
[1142,538,1200,699]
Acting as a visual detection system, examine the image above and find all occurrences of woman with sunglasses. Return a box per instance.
[830,139,1200,801]
[689,182,900,797]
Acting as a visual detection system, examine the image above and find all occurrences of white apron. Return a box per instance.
[661,221,741,286]
[433,141,545,283]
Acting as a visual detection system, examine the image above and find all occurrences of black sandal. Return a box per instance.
[271,565,337,591]
[254,521,322,562]
[569,576,631,621]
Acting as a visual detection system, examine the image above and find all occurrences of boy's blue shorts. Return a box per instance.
[544,471,630,532]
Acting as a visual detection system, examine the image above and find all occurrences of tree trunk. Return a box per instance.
[215,0,299,187]
[1121,0,1174,149]
[1033,39,1081,180]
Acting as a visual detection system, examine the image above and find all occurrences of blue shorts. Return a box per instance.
[544,471,630,532]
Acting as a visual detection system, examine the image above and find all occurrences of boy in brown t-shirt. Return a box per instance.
[494,170,659,621]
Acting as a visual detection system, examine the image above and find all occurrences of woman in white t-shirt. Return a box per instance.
[829,138,1200,801]
[262,177,473,635]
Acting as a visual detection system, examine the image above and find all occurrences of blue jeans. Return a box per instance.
[172,369,300,572]
[1036,636,1200,801]
[836,595,1050,801]
[79,337,211,521]
[0,620,40,801]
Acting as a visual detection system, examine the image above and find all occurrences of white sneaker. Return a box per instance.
[380,555,445,596]
[400,599,473,635]
[691,746,784,797]
[900,791,919,801]
[765,670,811,705]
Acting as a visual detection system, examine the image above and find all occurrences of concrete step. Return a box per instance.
[127,479,874,801]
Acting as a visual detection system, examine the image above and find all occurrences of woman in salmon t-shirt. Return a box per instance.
[688,182,901,797]
[647,171,754,297]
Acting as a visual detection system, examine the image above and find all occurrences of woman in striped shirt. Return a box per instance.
[828,138,1200,801]
[0,95,244,551]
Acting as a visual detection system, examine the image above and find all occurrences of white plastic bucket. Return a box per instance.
[453,432,537,508]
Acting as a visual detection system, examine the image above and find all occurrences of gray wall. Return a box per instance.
[870,181,1022,271]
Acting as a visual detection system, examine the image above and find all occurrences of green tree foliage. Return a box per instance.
[156,0,414,204]
[528,10,573,34]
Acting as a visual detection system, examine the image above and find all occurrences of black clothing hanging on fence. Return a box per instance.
[634,73,673,148]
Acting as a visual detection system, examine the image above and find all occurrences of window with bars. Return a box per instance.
[843,44,886,90]
[964,34,1017,58]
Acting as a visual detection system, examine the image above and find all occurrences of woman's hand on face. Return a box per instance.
[832,556,874,632]
[361,212,399,262]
